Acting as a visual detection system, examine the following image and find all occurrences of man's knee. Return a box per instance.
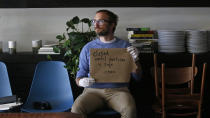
[71,102,88,118]
[123,103,136,113]
[71,101,83,114]
[120,103,137,118]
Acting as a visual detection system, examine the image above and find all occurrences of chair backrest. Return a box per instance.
[152,53,197,97]
[22,61,74,112]
[151,53,207,118]
[160,63,207,118]
[0,61,12,97]
[152,66,198,85]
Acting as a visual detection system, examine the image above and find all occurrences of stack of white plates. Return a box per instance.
[157,30,185,53]
[186,30,208,53]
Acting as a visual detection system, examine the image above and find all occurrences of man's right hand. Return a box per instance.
[78,77,95,87]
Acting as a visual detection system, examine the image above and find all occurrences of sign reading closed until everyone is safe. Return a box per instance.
[90,48,137,82]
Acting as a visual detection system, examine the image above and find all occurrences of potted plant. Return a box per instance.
[53,16,96,79]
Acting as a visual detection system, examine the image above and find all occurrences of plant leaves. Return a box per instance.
[46,55,52,60]
[71,16,80,24]
[53,47,60,53]
[66,21,76,30]
[54,16,96,79]
[56,35,63,40]
[64,50,72,56]
[81,18,92,28]
[81,18,90,23]
[63,40,70,47]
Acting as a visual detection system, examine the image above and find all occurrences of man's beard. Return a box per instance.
[95,28,110,36]
[97,30,109,36]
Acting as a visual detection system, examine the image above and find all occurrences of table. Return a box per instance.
[0,112,83,118]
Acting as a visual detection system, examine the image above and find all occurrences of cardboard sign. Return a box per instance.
[90,48,137,83]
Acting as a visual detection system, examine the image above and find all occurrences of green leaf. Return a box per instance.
[53,47,61,53]
[66,21,73,27]
[72,42,86,51]
[66,21,76,30]
[63,40,70,47]
[46,55,52,60]
[68,32,78,40]
[81,18,92,28]
[66,27,69,32]
[56,35,63,40]
[75,58,79,66]
[64,50,72,56]
[62,33,66,40]
[71,16,80,24]
[81,18,90,23]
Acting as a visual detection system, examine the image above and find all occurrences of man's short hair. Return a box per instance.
[96,9,119,32]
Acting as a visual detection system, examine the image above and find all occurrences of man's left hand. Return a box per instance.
[127,46,140,62]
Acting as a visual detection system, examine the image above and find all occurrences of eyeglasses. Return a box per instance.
[91,19,110,26]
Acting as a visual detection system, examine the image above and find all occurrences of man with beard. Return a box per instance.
[71,9,141,118]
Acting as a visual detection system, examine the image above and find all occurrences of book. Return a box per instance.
[131,34,154,37]
[126,27,150,31]
[129,38,158,41]
[0,102,22,111]
[128,30,155,34]
[39,47,54,52]
[129,39,157,44]
[128,31,157,39]
[0,95,16,105]
[38,51,60,55]
[131,40,157,53]
[43,44,58,47]
[130,37,154,39]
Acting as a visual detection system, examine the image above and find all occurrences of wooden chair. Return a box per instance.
[151,54,207,118]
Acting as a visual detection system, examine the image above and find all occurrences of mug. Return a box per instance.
[8,41,16,54]
[32,40,42,54]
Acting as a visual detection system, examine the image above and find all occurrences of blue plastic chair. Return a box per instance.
[0,61,12,98]
[0,61,13,112]
[21,61,74,112]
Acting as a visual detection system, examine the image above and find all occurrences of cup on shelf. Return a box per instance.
[8,41,16,54]
[32,40,42,54]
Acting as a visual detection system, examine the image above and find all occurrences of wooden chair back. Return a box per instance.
[151,53,207,118]
[160,63,207,118]
[152,66,198,85]
[152,53,197,97]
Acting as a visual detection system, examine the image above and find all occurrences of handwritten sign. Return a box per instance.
[90,48,137,83]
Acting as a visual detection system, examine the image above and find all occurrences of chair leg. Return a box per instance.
[197,110,201,118]
[162,111,166,118]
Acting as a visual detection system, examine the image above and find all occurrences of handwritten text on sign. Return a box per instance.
[90,48,137,83]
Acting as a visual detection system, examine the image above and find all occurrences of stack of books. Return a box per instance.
[38,43,60,55]
[126,27,158,53]
[0,95,21,111]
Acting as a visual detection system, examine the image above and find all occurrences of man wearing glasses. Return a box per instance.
[71,9,141,118]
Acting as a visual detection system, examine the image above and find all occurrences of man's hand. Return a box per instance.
[78,77,95,87]
[127,46,140,62]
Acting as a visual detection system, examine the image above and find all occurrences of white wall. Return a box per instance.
[1,7,210,52]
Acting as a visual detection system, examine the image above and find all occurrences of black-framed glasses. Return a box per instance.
[91,19,110,26]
